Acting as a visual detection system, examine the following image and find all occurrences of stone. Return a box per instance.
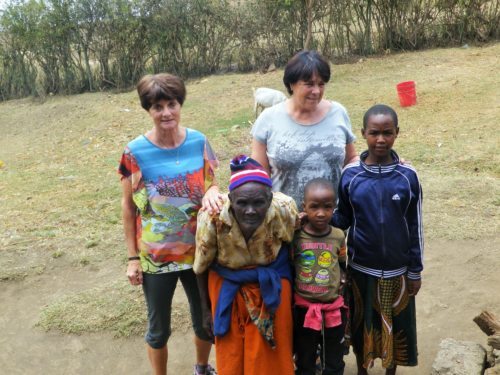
[487,348,496,368]
[431,338,486,375]
[485,367,500,375]
[495,349,500,366]
[487,348,500,367]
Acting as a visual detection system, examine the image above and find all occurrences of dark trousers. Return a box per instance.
[142,269,211,348]
[294,305,346,375]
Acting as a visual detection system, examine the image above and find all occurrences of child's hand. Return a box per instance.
[339,268,349,296]
[407,278,421,296]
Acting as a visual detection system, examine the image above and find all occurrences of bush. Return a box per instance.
[0,0,498,100]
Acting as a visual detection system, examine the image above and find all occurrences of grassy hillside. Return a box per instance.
[0,43,498,335]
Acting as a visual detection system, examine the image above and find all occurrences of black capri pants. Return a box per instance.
[142,268,211,349]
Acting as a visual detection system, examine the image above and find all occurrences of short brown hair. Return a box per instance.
[283,50,331,95]
[137,73,186,110]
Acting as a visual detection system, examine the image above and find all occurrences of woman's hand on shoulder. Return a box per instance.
[127,260,143,285]
[201,185,224,215]
[298,211,308,228]
[343,143,359,167]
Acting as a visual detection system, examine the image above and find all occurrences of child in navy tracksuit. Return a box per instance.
[332,104,423,375]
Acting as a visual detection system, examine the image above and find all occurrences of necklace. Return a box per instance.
[146,129,183,165]
[162,144,180,165]
[173,147,180,165]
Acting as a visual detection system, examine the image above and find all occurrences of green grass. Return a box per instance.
[1,42,499,335]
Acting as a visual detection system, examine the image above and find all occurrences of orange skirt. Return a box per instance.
[208,270,294,375]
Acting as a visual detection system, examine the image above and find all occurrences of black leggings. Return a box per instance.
[142,269,211,349]
[293,306,346,375]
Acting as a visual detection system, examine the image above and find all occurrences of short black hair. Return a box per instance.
[304,178,336,201]
[283,50,331,95]
[363,104,398,129]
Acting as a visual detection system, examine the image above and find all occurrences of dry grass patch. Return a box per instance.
[36,279,193,337]
[37,280,146,337]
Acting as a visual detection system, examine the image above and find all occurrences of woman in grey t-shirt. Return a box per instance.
[251,50,358,211]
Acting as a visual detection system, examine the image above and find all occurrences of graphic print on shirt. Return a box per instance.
[119,130,218,273]
[293,228,347,302]
[318,251,333,267]
[270,141,345,210]
[296,242,334,295]
[141,171,204,264]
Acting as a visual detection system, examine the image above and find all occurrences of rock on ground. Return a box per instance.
[485,349,500,375]
[431,338,486,375]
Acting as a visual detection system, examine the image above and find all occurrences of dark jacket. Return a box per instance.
[332,150,423,280]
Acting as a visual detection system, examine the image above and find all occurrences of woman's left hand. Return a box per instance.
[201,185,224,215]
[127,260,143,285]
[407,278,422,296]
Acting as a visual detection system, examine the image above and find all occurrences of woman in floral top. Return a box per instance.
[119,73,220,375]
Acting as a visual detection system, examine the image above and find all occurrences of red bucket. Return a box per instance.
[396,81,417,107]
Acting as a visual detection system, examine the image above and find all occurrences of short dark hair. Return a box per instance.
[304,178,336,201]
[363,104,399,129]
[137,73,186,111]
[283,50,331,95]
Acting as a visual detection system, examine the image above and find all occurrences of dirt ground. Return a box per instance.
[1,237,499,374]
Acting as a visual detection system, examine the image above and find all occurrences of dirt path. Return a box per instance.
[1,238,499,374]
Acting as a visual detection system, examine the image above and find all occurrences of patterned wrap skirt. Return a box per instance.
[348,268,418,369]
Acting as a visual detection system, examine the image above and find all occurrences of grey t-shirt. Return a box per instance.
[252,101,356,210]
